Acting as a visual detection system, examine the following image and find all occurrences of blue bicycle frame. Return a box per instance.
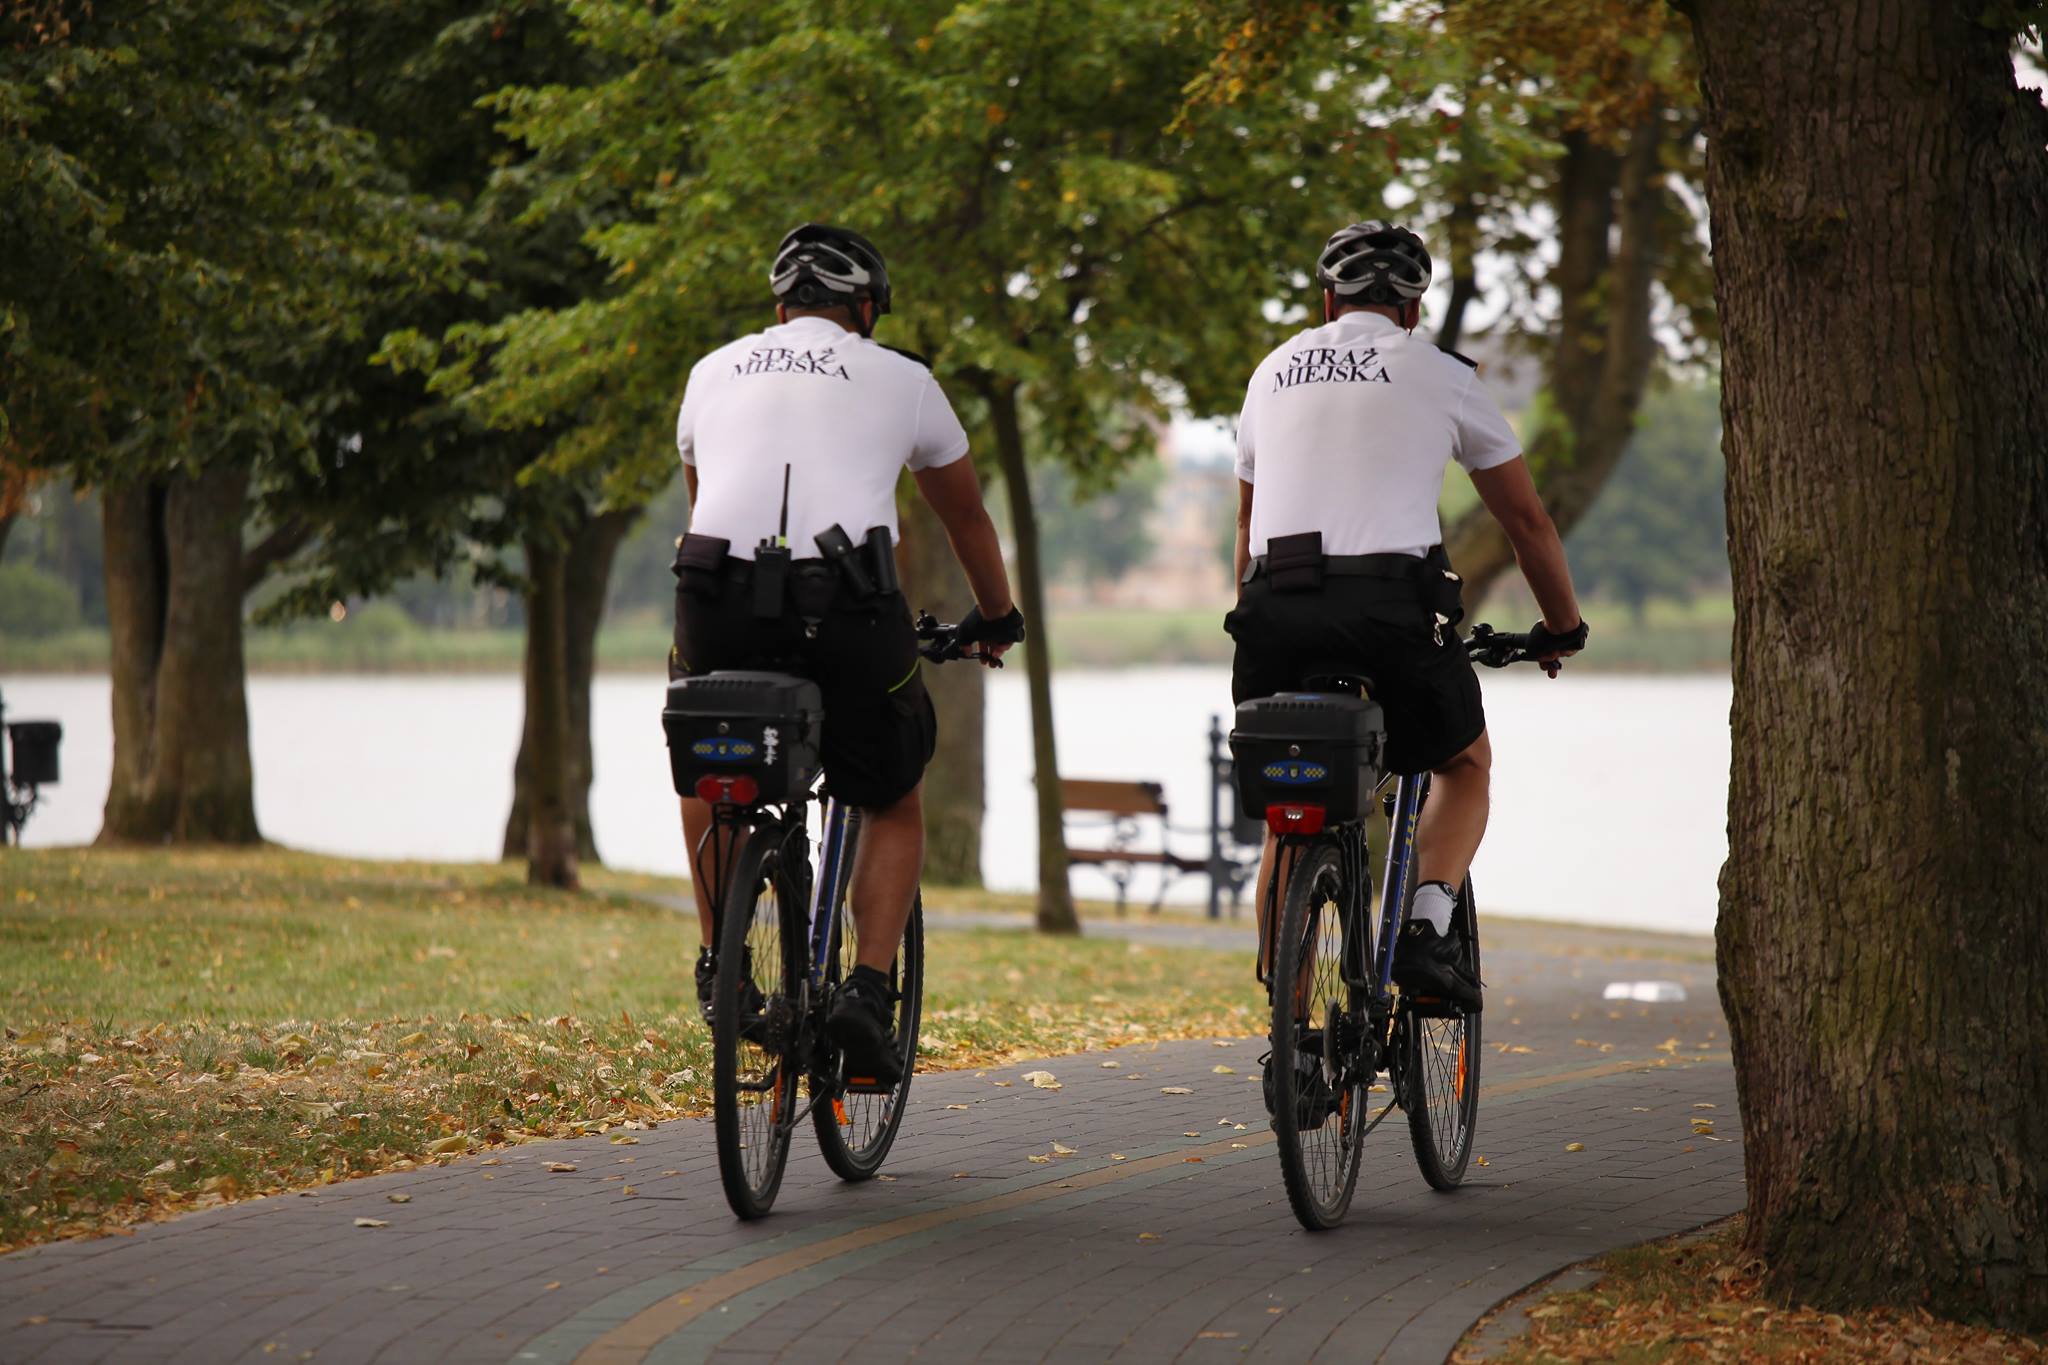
[804,797,862,987]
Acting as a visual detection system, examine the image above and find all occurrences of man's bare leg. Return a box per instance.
[847,783,923,972]
[1415,729,1492,891]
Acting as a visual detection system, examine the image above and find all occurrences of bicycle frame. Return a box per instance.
[702,785,863,1001]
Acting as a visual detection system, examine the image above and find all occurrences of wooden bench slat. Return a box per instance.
[1060,778,1168,817]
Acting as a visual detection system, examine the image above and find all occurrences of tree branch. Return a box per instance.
[240,518,313,595]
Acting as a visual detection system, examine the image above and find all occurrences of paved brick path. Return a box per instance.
[0,924,1738,1365]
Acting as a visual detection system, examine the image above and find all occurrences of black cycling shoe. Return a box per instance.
[1392,921,1483,1010]
[1261,1031,1339,1130]
[828,968,904,1089]
[694,946,769,1041]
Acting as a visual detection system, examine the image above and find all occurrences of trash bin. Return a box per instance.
[7,721,61,787]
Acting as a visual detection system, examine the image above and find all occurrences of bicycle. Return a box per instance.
[1233,622,1564,1230]
[662,614,1000,1220]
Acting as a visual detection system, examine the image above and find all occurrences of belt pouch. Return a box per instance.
[672,533,730,597]
[1266,531,1325,592]
[863,526,900,597]
[814,523,877,598]
[751,543,790,618]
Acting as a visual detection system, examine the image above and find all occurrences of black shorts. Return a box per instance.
[670,569,936,809]
[1225,575,1485,775]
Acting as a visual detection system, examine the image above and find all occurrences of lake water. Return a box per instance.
[1,669,1729,935]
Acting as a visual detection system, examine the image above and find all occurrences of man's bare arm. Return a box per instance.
[1234,479,1254,588]
[912,457,1014,621]
[1468,456,1583,642]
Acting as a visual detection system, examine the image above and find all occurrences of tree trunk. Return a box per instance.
[503,506,637,864]
[98,469,260,844]
[1693,0,2048,1328]
[522,533,579,889]
[1443,113,1667,603]
[898,490,985,886]
[984,381,1078,934]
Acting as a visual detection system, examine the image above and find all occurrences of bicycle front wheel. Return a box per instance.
[1270,839,1368,1231]
[1403,874,1482,1189]
[713,825,804,1220]
[813,892,924,1180]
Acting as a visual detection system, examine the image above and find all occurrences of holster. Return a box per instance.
[1266,531,1325,593]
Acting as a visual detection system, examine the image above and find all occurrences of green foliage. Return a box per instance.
[0,561,79,637]
[0,2,461,487]
[1565,379,1726,619]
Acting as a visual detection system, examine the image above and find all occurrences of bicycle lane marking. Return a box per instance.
[524,1052,1730,1365]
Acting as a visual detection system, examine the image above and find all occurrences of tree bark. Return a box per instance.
[521,533,579,890]
[98,469,260,844]
[1444,113,1666,603]
[503,505,637,864]
[1692,0,2048,1328]
[983,380,1078,934]
[898,490,985,886]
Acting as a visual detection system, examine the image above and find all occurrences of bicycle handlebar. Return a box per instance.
[1465,622,1569,678]
[914,612,1006,668]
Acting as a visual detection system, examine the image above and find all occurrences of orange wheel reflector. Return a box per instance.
[832,1098,850,1126]
[1455,1038,1468,1102]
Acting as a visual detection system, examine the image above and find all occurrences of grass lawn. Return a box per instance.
[0,847,1257,1252]
[1453,1217,2043,1363]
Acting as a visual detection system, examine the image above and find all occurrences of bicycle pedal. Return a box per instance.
[844,1076,892,1094]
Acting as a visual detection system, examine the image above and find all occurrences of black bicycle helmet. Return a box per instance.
[1315,220,1432,306]
[770,223,891,327]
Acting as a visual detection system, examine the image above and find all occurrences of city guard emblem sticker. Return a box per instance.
[1262,760,1328,785]
[691,737,758,763]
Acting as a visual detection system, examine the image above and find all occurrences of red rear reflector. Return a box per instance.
[1265,803,1326,835]
[693,774,760,805]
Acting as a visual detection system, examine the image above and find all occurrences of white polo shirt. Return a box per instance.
[676,315,970,560]
[1235,310,1522,559]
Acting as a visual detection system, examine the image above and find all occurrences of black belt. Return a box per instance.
[712,556,834,584]
[1241,551,1438,585]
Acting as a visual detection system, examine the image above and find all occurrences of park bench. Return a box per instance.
[1061,778,1209,915]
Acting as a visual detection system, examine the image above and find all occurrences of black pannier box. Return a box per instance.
[1229,693,1385,825]
[662,672,823,804]
[7,721,61,787]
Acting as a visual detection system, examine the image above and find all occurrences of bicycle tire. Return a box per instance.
[1270,838,1369,1231]
[813,892,924,1180]
[1403,874,1482,1190]
[713,825,804,1220]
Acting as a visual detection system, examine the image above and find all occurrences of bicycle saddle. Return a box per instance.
[1300,669,1377,700]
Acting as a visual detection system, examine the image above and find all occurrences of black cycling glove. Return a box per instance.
[958,604,1027,646]
[1528,618,1590,655]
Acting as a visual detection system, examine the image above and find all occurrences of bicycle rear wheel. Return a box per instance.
[1403,874,1482,1189]
[1270,839,1369,1231]
[813,892,924,1180]
[713,825,804,1220]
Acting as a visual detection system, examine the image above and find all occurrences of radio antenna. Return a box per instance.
[777,464,791,547]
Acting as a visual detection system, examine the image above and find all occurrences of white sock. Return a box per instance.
[1410,881,1456,935]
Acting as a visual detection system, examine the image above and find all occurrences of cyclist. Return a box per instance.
[672,223,1023,1085]
[1229,220,1587,1021]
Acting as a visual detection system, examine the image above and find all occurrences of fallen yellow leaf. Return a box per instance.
[545,1162,577,1173]
[353,1218,388,1228]
[1022,1071,1061,1090]
[1565,1142,1586,1153]
[1212,1065,1236,1075]
[1027,1154,1051,1164]
[1161,1086,1193,1095]
[1051,1142,1077,1156]
[427,1135,469,1156]
[386,1194,411,1204]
